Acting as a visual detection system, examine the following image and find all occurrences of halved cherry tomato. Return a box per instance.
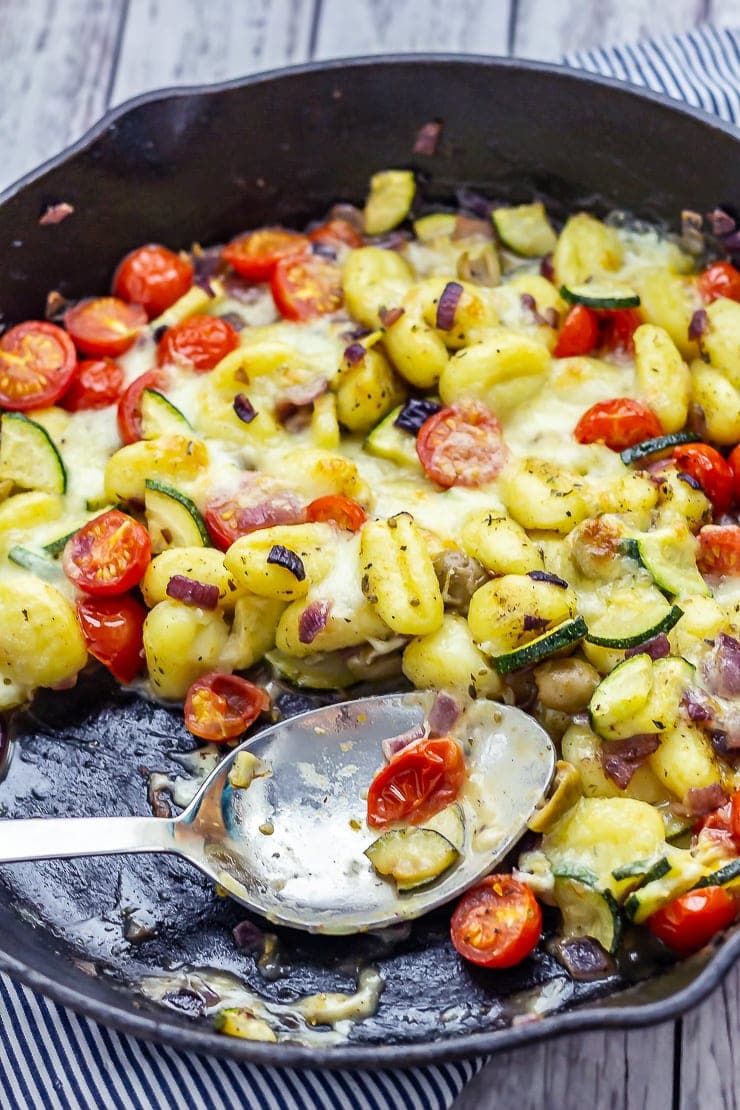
[647,886,737,957]
[76,595,146,683]
[62,510,151,597]
[205,475,306,551]
[64,297,147,357]
[0,320,77,410]
[673,443,734,515]
[222,228,310,282]
[553,305,600,357]
[366,736,465,829]
[697,525,740,576]
[113,244,194,319]
[309,218,364,250]
[157,314,239,371]
[117,368,169,444]
[416,401,507,488]
[698,260,740,304]
[306,495,367,531]
[63,358,124,411]
[184,672,270,741]
[271,254,344,321]
[599,307,643,356]
[450,875,542,968]
[574,397,663,450]
[728,445,740,503]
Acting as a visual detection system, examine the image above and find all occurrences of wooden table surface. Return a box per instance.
[1,1,738,1107]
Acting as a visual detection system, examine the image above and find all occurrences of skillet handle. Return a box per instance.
[0,814,176,863]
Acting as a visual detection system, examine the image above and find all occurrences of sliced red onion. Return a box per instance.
[428,693,460,737]
[344,342,366,365]
[704,633,740,698]
[275,380,328,427]
[166,575,219,610]
[528,570,569,589]
[267,545,305,581]
[311,241,337,260]
[676,470,703,491]
[379,305,405,328]
[219,311,246,332]
[542,307,560,328]
[707,208,736,237]
[222,273,263,303]
[682,689,713,723]
[233,919,265,950]
[413,119,442,156]
[394,397,441,435]
[550,937,616,981]
[602,733,660,789]
[233,393,257,423]
[681,209,705,254]
[688,309,708,341]
[540,253,555,282]
[329,203,364,231]
[684,783,727,816]
[381,724,425,763]
[298,600,331,645]
[341,325,372,342]
[625,633,671,660]
[193,246,226,293]
[39,202,74,226]
[281,379,328,407]
[436,281,463,331]
[234,492,306,534]
[153,324,169,343]
[520,293,559,329]
[455,187,494,218]
[524,614,549,632]
[722,230,740,254]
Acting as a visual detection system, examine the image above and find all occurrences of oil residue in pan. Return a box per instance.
[0,668,667,1046]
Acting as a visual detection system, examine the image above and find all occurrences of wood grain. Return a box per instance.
[0,0,126,192]
[680,972,740,1110]
[314,0,511,58]
[110,0,316,105]
[513,0,710,60]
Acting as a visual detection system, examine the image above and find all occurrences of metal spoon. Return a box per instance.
[0,693,554,934]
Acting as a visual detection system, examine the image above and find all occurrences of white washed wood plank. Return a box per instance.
[0,0,126,192]
[680,968,740,1110]
[111,0,316,105]
[314,0,511,58]
[512,0,708,61]
[455,1023,675,1110]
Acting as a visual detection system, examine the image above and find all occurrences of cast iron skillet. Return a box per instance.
[0,56,738,1069]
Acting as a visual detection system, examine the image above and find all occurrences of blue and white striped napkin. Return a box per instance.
[0,23,737,1110]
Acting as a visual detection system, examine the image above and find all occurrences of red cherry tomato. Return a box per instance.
[366,736,465,829]
[309,218,364,250]
[673,443,734,515]
[113,244,194,319]
[416,401,507,488]
[64,297,147,357]
[271,254,344,321]
[599,308,643,356]
[222,228,310,282]
[204,475,306,551]
[117,368,169,444]
[698,261,740,304]
[76,595,146,683]
[728,445,740,504]
[0,321,78,410]
[184,672,270,741]
[450,875,543,968]
[63,358,124,411]
[574,397,663,450]
[647,886,737,957]
[62,510,151,597]
[553,305,600,357]
[697,525,740,576]
[306,495,367,531]
[157,314,239,371]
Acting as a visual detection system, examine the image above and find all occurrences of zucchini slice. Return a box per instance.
[589,654,654,739]
[265,648,357,690]
[413,213,456,242]
[551,862,600,887]
[560,282,640,309]
[423,803,465,852]
[693,858,740,890]
[8,545,62,580]
[0,413,66,495]
[625,849,706,923]
[144,479,210,552]
[363,405,422,470]
[140,389,192,439]
[585,603,683,650]
[364,170,415,236]
[492,202,557,257]
[492,616,587,675]
[365,826,459,892]
[620,431,699,467]
[554,878,621,954]
[634,525,709,598]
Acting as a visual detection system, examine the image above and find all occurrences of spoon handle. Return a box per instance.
[0,814,176,864]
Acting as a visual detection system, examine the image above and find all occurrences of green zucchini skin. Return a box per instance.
[492,616,587,675]
[585,604,683,649]
[560,283,640,309]
[693,858,740,890]
[0,412,67,495]
[619,431,699,466]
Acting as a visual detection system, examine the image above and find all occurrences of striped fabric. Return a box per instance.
[0,23,738,1110]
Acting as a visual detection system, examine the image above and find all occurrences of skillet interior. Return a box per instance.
[0,56,738,1067]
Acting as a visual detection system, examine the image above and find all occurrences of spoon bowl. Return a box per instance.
[0,693,555,933]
